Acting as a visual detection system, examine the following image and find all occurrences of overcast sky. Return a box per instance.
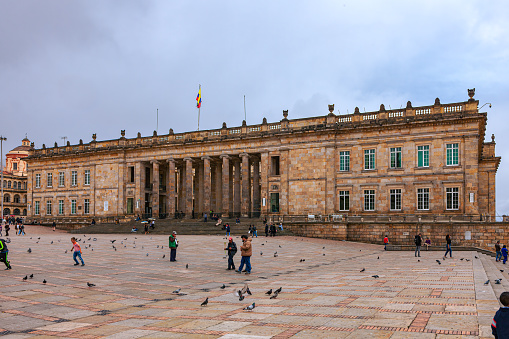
[1,1,508,214]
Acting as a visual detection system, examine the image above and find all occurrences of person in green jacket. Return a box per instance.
[0,238,12,270]
[169,231,178,262]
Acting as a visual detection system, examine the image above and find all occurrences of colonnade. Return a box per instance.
[137,154,261,218]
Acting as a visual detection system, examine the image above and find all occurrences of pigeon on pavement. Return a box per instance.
[436,260,441,265]
[484,280,490,285]
[265,289,272,295]
[22,275,27,281]
[372,275,379,278]
[87,282,96,287]
[360,268,365,272]
[200,298,208,306]
[27,248,32,253]
[244,303,255,311]
[172,288,181,294]
[43,279,47,284]
[220,284,226,289]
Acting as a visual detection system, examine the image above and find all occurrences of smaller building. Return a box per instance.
[1,138,31,217]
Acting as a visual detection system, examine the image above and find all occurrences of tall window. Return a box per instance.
[13,163,17,170]
[58,200,64,215]
[339,151,350,171]
[84,199,90,214]
[46,200,52,215]
[417,145,430,167]
[59,172,65,187]
[339,191,350,211]
[71,199,77,215]
[127,198,133,214]
[35,201,40,215]
[84,170,91,185]
[35,174,41,188]
[390,189,402,210]
[364,190,375,211]
[417,188,430,210]
[390,147,402,168]
[271,156,280,176]
[446,143,459,166]
[446,187,459,210]
[7,181,10,188]
[47,173,52,187]
[71,170,77,186]
[129,167,135,183]
[364,149,376,170]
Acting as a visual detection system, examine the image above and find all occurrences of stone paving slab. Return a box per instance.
[0,227,505,338]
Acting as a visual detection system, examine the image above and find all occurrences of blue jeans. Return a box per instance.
[73,251,84,265]
[496,251,502,261]
[238,256,251,273]
[226,231,230,236]
[253,230,257,237]
[444,244,452,257]
[504,255,508,264]
[170,248,177,261]
[228,254,235,270]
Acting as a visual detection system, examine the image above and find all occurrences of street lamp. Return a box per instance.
[479,103,492,110]
[0,136,6,224]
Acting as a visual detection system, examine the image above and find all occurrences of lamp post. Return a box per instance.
[0,136,6,224]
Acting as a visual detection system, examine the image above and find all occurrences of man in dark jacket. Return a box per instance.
[414,233,422,257]
[224,237,237,270]
[0,238,12,270]
[492,292,509,339]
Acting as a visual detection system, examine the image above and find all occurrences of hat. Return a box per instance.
[172,231,177,235]
[229,237,232,241]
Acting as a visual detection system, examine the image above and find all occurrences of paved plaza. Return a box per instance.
[0,226,504,338]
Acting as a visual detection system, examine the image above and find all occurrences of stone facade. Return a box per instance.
[1,138,31,217]
[25,91,500,222]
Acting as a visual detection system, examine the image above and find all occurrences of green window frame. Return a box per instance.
[339,191,349,211]
[390,147,402,168]
[417,145,429,167]
[339,151,350,171]
[446,187,459,210]
[390,189,401,210]
[364,149,376,170]
[446,143,459,166]
[364,189,375,211]
[58,200,64,215]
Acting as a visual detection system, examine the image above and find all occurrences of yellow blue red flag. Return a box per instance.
[196,87,202,108]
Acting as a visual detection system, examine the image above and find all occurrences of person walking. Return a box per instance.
[5,224,9,237]
[496,241,502,262]
[414,233,422,257]
[0,238,12,270]
[169,231,178,262]
[71,237,85,266]
[265,224,269,237]
[225,224,230,237]
[224,237,237,270]
[503,245,508,265]
[383,235,389,250]
[252,225,258,238]
[444,234,452,259]
[237,235,252,274]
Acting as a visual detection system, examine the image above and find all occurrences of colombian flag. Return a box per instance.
[196,87,202,108]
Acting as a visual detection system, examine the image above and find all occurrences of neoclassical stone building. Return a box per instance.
[26,90,500,222]
[2,138,31,217]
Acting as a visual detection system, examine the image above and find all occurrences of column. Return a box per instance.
[118,162,126,216]
[215,162,222,213]
[151,160,159,218]
[252,157,260,217]
[220,155,230,217]
[167,159,175,218]
[260,152,269,216]
[229,162,234,216]
[178,165,184,215]
[135,162,143,215]
[195,162,202,215]
[184,158,193,218]
[241,153,251,217]
[202,156,211,214]
[233,158,241,216]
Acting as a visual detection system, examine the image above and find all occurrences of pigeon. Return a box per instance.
[261,243,264,246]
[260,251,263,256]
[29,274,33,279]
[484,280,490,285]
[274,252,278,257]
[495,279,502,284]
[465,259,471,262]
[43,279,47,284]
[274,287,282,294]
[157,245,159,248]
[244,302,255,311]
[460,258,464,261]
[172,288,181,294]
[93,238,97,241]
[200,297,208,306]
[501,270,504,273]
[270,291,279,299]
[418,260,420,262]
[162,255,166,259]
[377,256,379,260]
[360,268,365,272]
[23,275,28,281]
[436,260,441,265]
[27,248,32,253]
[111,240,116,243]
[186,264,189,269]
[50,241,53,244]
[146,253,149,256]
[87,282,96,287]
[265,289,273,295]
[279,245,281,248]
[88,238,91,241]
[323,247,325,249]
[372,275,379,278]
[65,250,68,254]
[220,284,226,289]
[124,238,127,240]
[323,253,325,256]
[38,237,40,240]
[475,256,479,259]
[246,287,252,295]
[239,294,245,301]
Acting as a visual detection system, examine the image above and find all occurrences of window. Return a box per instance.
[46,200,52,215]
[58,200,64,215]
[71,170,77,186]
[7,181,11,188]
[417,145,429,167]
[127,198,133,214]
[339,191,349,211]
[270,193,280,212]
[71,199,77,215]
[84,169,90,185]
[18,182,22,189]
[129,167,135,183]
[364,149,376,170]
[35,174,41,188]
[59,172,65,187]
[390,147,402,168]
[417,188,430,210]
[271,156,280,176]
[446,143,459,166]
[13,163,17,170]
[35,201,40,215]
[446,187,459,210]
[340,151,350,171]
[3,194,10,203]
[364,190,375,211]
[390,189,402,210]
[13,195,20,203]
[47,173,53,187]
[84,199,90,214]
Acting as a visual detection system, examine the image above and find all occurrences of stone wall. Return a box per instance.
[285,222,509,252]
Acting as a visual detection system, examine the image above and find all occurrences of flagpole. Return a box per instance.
[197,84,201,131]
[244,95,246,122]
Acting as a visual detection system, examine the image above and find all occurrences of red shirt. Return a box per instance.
[383,237,389,244]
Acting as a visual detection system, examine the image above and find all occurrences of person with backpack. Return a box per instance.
[0,238,12,270]
[224,237,237,270]
[414,233,422,257]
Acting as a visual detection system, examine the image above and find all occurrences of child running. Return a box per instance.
[70,237,85,266]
